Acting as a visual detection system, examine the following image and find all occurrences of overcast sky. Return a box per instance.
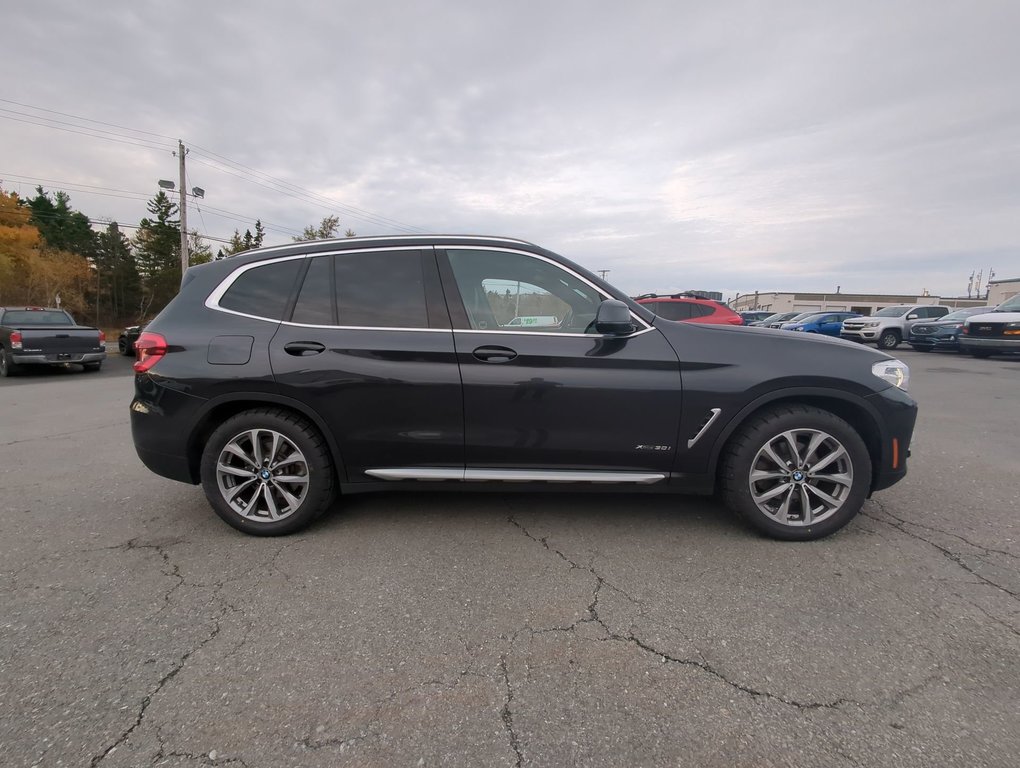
[3,1,1018,299]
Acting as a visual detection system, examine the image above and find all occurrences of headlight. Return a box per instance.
[864,321,880,327]
[872,359,910,390]
[793,326,804,331]
[944,323,963,330]
[1006,322,1020,336]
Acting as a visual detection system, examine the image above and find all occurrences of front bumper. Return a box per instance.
[12,351,106,365]
[959,337,1020,352]
[908,333,960,350]
[865,385,918,493]
[840,328,880,341]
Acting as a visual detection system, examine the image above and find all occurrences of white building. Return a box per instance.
[987,278,1020,305]
[731,291,988,315]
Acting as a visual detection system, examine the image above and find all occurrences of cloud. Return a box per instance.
[2,0,1018,299]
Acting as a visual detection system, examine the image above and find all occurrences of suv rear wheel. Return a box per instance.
[199,408,337,535]
[720,405,872,541]
[877,329,900,349]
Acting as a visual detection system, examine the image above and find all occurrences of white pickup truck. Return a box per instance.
[959,293,1020,358]
[839,304,949,350]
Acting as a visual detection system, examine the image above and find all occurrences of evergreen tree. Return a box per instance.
[96,222,142,322]
[134,191,182,314]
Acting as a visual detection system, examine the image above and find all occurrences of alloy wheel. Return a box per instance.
[747,428,854,527]
[215,429,310,522]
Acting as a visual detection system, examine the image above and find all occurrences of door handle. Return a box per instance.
[284,341,326,356]
[472,345,517,363]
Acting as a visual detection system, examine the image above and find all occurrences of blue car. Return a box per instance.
[780,311,862,336]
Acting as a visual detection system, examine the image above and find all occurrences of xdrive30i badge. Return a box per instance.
[635,444,671,451]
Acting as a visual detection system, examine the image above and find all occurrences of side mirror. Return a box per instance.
[906,313,918,320]
[595,299,635,335]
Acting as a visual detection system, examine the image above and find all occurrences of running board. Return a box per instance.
[364,468,666,484]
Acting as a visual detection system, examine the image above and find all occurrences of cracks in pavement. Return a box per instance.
[152,729,252,767]
[499,655,523,768]
[862,501,1020,602]
[90,613,225,767]
[508,514,862,713]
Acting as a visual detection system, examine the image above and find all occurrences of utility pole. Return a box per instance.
[597,269,610,281]
[178,140,189,280]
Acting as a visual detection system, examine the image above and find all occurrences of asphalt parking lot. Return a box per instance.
[1,348,1018,767]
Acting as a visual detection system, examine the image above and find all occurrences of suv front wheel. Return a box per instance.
[199,408,337,535]
[877,329,900,349]
[720,405,872,541]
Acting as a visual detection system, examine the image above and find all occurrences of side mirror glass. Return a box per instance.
[906,313,918,320]
[595,299,635,335]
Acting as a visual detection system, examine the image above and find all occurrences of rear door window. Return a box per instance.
[291,255,335,325]
[655,302,694,321]
[334,250,428,328]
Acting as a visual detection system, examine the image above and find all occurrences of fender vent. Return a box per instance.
[687,408,722,448]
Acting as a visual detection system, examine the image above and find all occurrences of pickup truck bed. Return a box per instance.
[0,307,106,377]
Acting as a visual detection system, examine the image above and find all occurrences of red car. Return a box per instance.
[635,294,743,325]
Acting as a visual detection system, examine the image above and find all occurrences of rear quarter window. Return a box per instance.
[218,259,304,320]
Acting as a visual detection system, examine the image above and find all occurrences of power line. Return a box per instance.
[0,97,179,141]
[0,113,173,153]
[1,97,426,234]
[1,172,302,237]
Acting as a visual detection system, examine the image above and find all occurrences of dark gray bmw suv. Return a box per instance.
[131,236,917,540]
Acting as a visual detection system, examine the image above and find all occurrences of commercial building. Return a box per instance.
[987,278,1020,305]
[731,291,988,315]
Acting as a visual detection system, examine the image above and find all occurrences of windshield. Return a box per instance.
[994,294,1020,312]
[873,306,910,317]
[942,307,992,322]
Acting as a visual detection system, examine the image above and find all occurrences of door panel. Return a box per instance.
[437,247,683,473]
[453,329,683,471]
[270,249,463,480]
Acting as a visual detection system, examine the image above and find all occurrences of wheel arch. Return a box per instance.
[707,388,885,493]
[186,393,346,484]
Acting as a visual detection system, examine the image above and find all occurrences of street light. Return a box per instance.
[158,179,175,190]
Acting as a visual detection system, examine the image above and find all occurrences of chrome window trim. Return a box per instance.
[440,245,652,336]
[230,234,536,260]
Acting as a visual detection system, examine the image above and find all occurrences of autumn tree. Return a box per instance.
[0,189,91,314]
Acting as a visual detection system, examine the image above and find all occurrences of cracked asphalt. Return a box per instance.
[1,349,1018,767]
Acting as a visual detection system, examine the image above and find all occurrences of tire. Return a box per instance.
[83,362,102,372]
[118,337,130,355]
[720,404,872,541]
[877,330,900,350]
[200,407,337,536]
[0,347,18,378]
[971,350,993,359]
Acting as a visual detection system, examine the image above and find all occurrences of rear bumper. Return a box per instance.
[12,351,106,365]
[131,376,206,484]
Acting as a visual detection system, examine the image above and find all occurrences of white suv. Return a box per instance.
[840,305,949,349]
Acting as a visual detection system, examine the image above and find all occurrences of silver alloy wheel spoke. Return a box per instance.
[216,429,309,523]
[218,462,255,478]
[747,428,853,527]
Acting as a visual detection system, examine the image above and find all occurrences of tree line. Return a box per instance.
[0,185,352,327]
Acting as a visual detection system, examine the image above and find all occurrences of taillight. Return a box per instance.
[10,331,22,350]
[98,330,106,345]
[134,332,167,373]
